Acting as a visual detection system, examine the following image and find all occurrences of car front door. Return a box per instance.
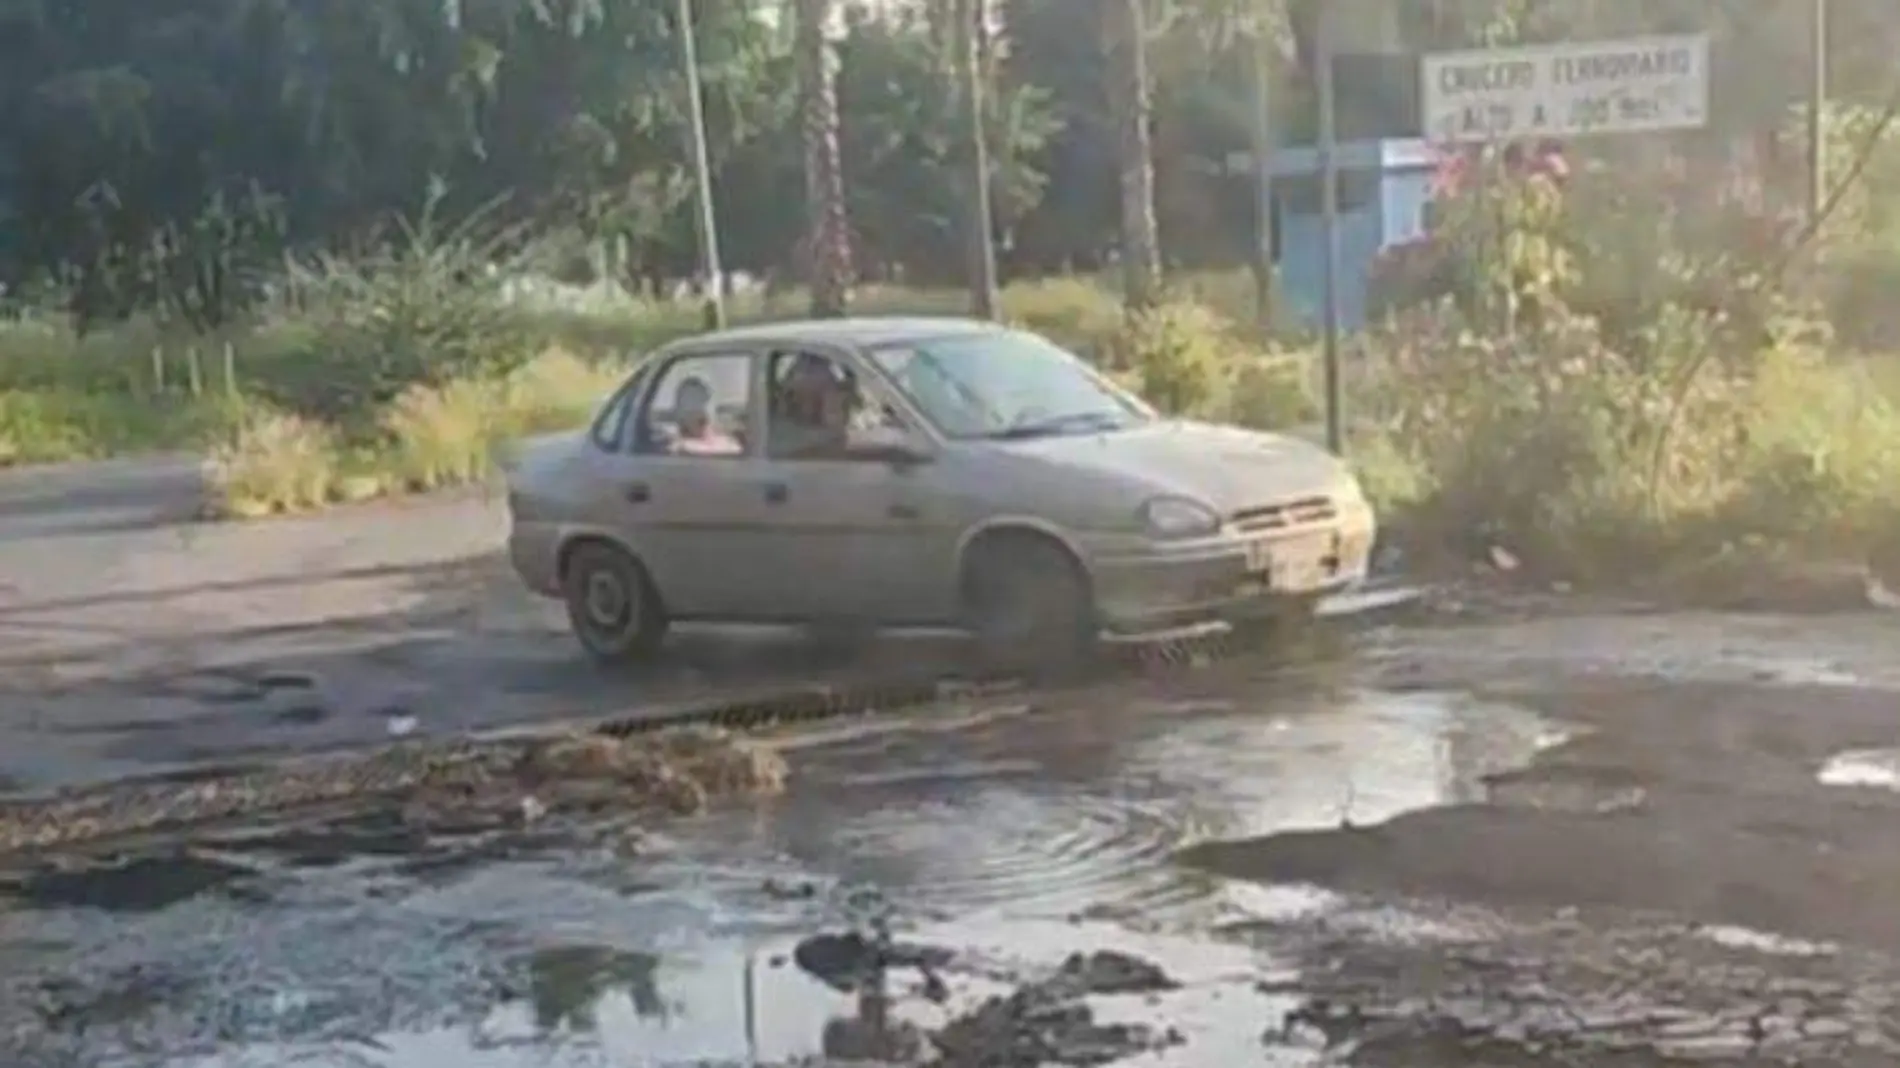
[759,347,956,626]
[591,346,776,620]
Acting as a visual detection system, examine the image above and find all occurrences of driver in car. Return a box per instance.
[773,354,853,457]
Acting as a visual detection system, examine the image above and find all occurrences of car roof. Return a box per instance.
[668,316,1002,352]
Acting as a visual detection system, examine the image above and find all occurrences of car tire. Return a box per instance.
[561,541,669,665]
[961,533,1098,679]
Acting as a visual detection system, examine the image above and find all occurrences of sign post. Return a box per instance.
[1420,34,1710,145]
[1316,2,1343,457]
[677,0,726,330]
[1809,0,1827,223]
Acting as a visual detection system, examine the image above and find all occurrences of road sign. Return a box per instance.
[1421,34,1709,144]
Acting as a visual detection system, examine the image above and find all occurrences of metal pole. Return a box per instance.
[962,0,1000,319]
[1249,21,1274,332]
[742,950,758,1064]
[1808,0,1827,223]
[677,0,726,330]
[1316,0,1343,455]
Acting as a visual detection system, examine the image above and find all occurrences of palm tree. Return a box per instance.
[1104,0,1161,310]
[794,0,853,317]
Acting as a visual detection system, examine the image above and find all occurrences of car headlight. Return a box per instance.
[1139,496,1222,539]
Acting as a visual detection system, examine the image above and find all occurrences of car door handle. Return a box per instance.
[624,482,650,504]
[888,503,919,520]
[763,481,789,504]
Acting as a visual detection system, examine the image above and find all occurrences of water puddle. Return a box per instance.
[1381,613,1900,690]
[1315,582,1425,619]
[1695,923,1835,958]
[158,921,1310,1068]
[1818,747,1900,790]
[0,679,1566,1067]
[0,851,263,912]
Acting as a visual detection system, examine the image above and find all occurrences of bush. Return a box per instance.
[1000,277,1125,359]
[491,347,626,439]
[1352,294,1900,585]
[1107,300,1313,427]
[202,408,341,518]
[0,388,246,466]
[199,346,620,517]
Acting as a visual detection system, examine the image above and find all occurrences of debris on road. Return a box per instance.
[932,951,1185,1067]
[0,725,787,853]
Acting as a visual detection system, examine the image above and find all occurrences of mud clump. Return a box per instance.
[791,930,1183,1067]
[793,930,954,993]
[0,726,788,854]
[934,986,1179,1067]
[933,951,1184,1067]
[414,727,788,825]
[1261,908,1900,1065]
[1052,950,1181,996]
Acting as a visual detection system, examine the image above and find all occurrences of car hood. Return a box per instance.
[997,420,1347,512]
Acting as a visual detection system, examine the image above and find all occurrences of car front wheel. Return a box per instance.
[961,532,1098,679]
[561,541,669,664]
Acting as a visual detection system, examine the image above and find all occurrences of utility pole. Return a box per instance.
[1808,0,1828,224]
[960,0,999,319]
[1249,18,1274,332]
[677,0,726,329]
[1316,0,1343,456]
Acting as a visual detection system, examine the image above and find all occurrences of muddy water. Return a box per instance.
[0,672,1565,1067]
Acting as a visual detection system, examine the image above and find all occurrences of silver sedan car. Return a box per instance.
[504,318,1375,669]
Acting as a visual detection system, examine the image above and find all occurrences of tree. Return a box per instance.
[795,0,854,317]
[1103,0,1161,309]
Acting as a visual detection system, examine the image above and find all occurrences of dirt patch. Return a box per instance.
[1247,904,1900,1066]
[0,726,787,855]
[1181,678,1900,952]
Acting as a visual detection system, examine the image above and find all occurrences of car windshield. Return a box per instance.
[866,330,1153,440]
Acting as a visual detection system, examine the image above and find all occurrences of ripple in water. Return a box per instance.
[743,685,1569,927]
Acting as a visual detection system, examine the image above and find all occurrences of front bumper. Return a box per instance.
[1083,505,1375,633]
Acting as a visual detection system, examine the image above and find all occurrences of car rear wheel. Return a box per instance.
[561,541,669,664]
[961,532,1098,679]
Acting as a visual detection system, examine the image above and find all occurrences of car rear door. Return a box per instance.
[589,345,777,620]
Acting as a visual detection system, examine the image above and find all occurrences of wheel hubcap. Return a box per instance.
[583,571,632,631]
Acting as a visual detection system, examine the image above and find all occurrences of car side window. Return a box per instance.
[635,352,753,458]
[766,349,908,461]
[588,370,647,453]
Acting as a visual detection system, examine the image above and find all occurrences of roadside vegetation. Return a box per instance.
[6,0,1900,596]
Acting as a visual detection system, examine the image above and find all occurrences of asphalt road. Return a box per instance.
[0,455,932,795]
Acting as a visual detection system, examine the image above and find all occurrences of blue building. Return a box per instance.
[1236,137,1439,331]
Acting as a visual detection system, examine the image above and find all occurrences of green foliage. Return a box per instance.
[1353,154,1900,586]
[252,206,543,426]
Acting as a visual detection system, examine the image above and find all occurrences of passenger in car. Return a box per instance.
[670,376,743,455]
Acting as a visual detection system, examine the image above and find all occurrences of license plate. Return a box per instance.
[1246,534,1329,591]
[1243,538,1275,573]
[1272,550,1324,591]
